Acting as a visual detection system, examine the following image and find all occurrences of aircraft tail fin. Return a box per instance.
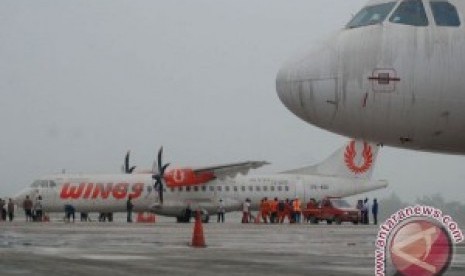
[282,140,380,179]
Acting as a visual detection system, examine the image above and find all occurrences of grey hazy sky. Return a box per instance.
[1,0,464,202]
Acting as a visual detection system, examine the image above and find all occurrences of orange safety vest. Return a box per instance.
[270,200,278,213]
[262,201,271,214]
[293,199,301,212]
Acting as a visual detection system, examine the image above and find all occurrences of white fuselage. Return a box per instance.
[14,173,387,218]
[276,0,465,154]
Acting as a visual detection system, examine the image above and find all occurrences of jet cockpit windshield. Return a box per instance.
[30,179,57,189]
[346,1,397,28]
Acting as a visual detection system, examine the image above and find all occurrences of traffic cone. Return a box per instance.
[191,210,206,248]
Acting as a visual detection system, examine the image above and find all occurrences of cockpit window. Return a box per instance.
[346,2,397,29]
[390,0,429,26]
[30,180,50,188]
[31,180,41,188]
[430,1,461,27]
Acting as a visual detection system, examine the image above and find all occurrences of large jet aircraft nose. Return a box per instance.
[276,45,339,128]
[276,64,304,119]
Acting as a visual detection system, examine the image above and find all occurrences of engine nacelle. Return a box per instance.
[164,168,215,187]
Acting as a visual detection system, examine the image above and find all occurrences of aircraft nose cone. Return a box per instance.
[276,46,339,128]
[276,64,304,119]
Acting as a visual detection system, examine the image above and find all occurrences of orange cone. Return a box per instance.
[191,210,206,248]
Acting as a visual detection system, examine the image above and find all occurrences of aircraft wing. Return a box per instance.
[193,161,269,180]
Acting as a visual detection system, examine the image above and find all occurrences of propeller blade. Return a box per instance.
[158,183,164,204]
[161,163,170,175]
[152,146,168,205]
[152,159,158,174]
[124,151,130,173]
[157,147,163,173]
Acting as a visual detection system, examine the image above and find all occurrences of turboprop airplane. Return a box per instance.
[276,0,465,155]
[13,140,388,222]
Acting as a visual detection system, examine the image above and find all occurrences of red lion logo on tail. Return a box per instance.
[344,141,373,174]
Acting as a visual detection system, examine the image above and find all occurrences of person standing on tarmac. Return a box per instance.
[372,199,379,225]
[34,196,43,222]
[270,198,278,224]
[285,198,292,223]
[0,198,5,221]
[22,196,33,222]
[363,198,370,225]
[262,197,271,223]
[126,195,134,223]
[7,198,14,222]
[242,198,251,223]
[217,199,225,223]
[293,197,302,223]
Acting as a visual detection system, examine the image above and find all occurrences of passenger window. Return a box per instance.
[178,187,183,192]
[241,186,246,192]
[277,186,282,192]
[390,0,428,26]
[285,186,289,192]
[347,2,396,28]
[217,186,222,192]
[186,186,191,192]
[225,186,230,192]
[263,186,268,192]
[209,186,214,191]
[270,186,275,192]
[256,186,261,192]
[193,186,199,192]
[201,186,207,192]
[233,186,238,192]
[248,186,253,192]
[430,1,460,26]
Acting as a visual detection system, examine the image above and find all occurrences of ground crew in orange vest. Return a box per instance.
[270,198,278,223]
[262,197,270,223]
[284,198,292,223]
[259,198,267,223]
[293,197,302,223]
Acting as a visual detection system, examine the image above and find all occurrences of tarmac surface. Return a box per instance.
[0,217,464,276]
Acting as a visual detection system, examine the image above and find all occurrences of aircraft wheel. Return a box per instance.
[309,217,318,224]
[326,220,333,225]
[335,217,342,225]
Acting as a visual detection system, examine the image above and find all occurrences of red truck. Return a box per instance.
[302,197,360,225]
